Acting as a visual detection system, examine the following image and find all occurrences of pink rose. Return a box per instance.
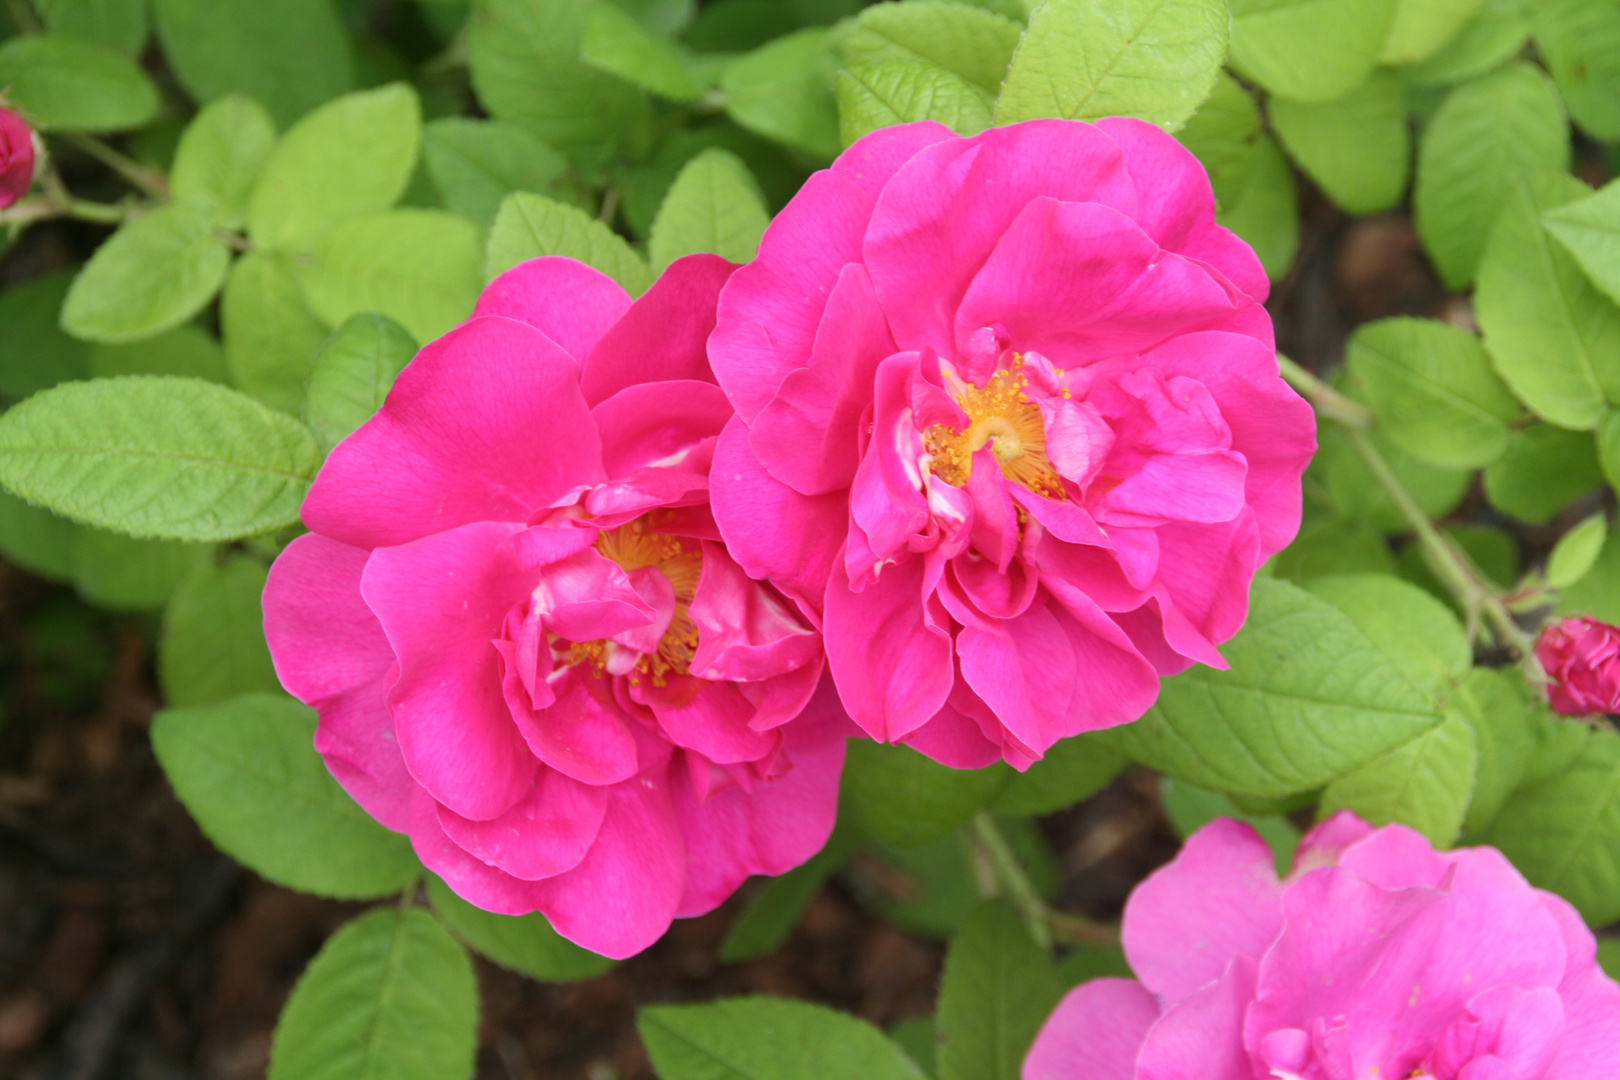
[1535,616,1620,717]
[707,119,1316,769]
[1025,813,1620,1080]
[0,107,35,209]
[263,255,846,959]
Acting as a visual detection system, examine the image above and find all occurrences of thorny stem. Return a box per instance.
[61,133,169,198]
[969,811,1116,953]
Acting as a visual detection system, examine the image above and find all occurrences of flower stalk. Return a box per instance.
[968,811,1116,952]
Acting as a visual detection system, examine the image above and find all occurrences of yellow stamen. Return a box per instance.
[924,355,1065,500]
[565,518,703,686]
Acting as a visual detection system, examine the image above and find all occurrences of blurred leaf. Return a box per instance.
[0,376,318,542]
[936,901,1062,1080]
[487,191,652,293]
[1228,0,1396,102]
[426,875,616,982]
[995,0,1227,131]
[0,270,89,399]
[1270,71,1409,216]
[1413,62,1568,291]
[723,28,841,160]
[170,95,278,231]
[88,325,229,383]
[582,1,701,102]
[1318,423,1471,535]
[70,528,209,610]
[1534,0,1620,141]
[844,740,1011,848]
[648,148,769,270]
[889,1016,937,1079]
[152,0,355,128]
[1397,524,1519,605]
[246,84,422,254]
[1405,0,1530,85]
[1549,513,1609,589]
[1482,424,1603,524]
[1599,938,1620,979]
[1544,178,1620,310]
[422,118,571,229]
[613,0,697,36]
[719,822,862,963]
[988,733,1124,816]
[1456,666,1536,837]
[1380,0,1486,63]
[640,997,926,1080]
[32,0,147,55]
[1161,778,1300,876]
[1273,518,1398,584]
[268,906,476,1080]
[1319,710,1477,847]
[158,554,280,706]
[838,61,993,142]
[1056,944,1133,986]
[304,314,417,457]
[221,253,330,415]
[1602,411,1620,492]
[0,491,77,582]
[1559,525,1620,622]
[842,1,1022,95]
[0,33,158,131]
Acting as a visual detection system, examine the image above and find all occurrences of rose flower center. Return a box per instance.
[566,520,703,686]
[924,355,1065,500]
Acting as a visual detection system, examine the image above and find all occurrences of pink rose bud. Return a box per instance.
[1535,616,1620,716]
[0,107,35,209]
[1025,813,1620,1080]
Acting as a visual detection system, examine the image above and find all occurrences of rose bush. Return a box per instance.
[0,106,34,210]
[1535,616,1620,717]
[263,254,845,959]
[708,118,1317,770]
[1025,813,1620,1080]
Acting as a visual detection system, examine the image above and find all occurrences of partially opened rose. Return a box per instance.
[1025,813,1620,1080]
[707,118,1316,769]
[264,255,844,959]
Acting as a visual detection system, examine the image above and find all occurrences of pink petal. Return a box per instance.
[591,379,732,478]
[579,253,732,406]
[408,789,545,914]
[951,595,1077,756]
[303,316,605,549]
[847,352,933,564]
[689,542,822,682]
[639,678,781,764]
[1135,956,1259,1080]
[1024,978,1161,1080]
[1025,575,1163,737]
[1541,891,1620,1079]
[513,665,641,787]
[475,256,631,364]
[899,699,1006,768]
[436,767,609,880]
[831,119,956,202]
[1291,809,1377,876]
[1151,514,1262,646]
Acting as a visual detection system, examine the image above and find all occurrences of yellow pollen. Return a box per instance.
[565,518,702,686]
[924,355,1066,500]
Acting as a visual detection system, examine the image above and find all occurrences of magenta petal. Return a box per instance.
[1151,514,1262,646]
[848,352,933,563]
[408,790,544,915]
[1023,978,1161,1080]
[436,767,609,880]
[1135,956,1259,1080]
[1291,809,1377,876]
[304,316,606,549]
[534,546,658,645]
[591,379,732,478]
[475,256,631,364]
[1123,818,1284,1005]
[514,666,641,787]
[689,543,821,682]
[641,678,780,764]
[580,253,733,406]
[831,119,956,202]
[1543,890,1620,1079]
[361,521,537,821]
[954,598,1076,756]
[899,701,1005,768]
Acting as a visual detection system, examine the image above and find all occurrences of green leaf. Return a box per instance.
[0,34,158,132]
[722,28,841,160]
[1320,710,1477,847]
[1380,0,1486,63]
[889,1016,937,1079]
[842,1,1023,95]
[467,0,652,167]
[1318,423,1471,534]
[422,118,571,230]
[154,693,422,898]
[1549,513,1609,589]
[88,325,229,383]
[1482,423,1604,525]
[987,733,1124,816]
[152,0,355,129]
[32,0,147,55]
[487,191,652,294]
[1273,518,1398,583]
[0,491,78,582]
[157,554,280,707]
[1413,62,1569,291]
[640,996,926,1080]
[1487,726,1620,925]
[936,901,1062,1080]
[246,84,422,255]
[837,61,994,142]
[71,527,208,610]
[1228,0,1396,103]
[298,209,482,346]
[1270,71,1409,216]
[304,314,417,457]
[1477,173,1620,430]
[1103,577,1446,798]
[853,835,989,938]
[1160,778,1300,876]
[425,874,615,982]
[1599,938,1620,979]
[1560,524,1620,622]
[1601,410,1620,492]
[1404,0,1530,85]
[1301,572,1470,694]
[844,740,1011,848]
[994,0,1228,131]
[0,270,90,399]
[170,95,278,231]
[1343,316,1519,469]
[1544,178,1620,312]
[718,824,863,963]
[1456,666,1536,837]
[1056,944,1133,987]
[1534,0,1620,141]
[268,906,477,1080]
[648,148,769,271]
[0,376,318,542]
[221,252,331,415]
[582,1,700,102]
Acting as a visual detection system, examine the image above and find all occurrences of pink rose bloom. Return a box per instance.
[706,119,1316,770]
[0,106,35,209]
[1535,616,1620,717]
[1025,813,1620,1080]
[263,255,845,959]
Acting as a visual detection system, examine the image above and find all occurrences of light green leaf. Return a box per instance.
[844,740,1011,848]
[304,314,417,457]
[0,34,159,132]
[1534,0,1620,141]
[0,376,318,542]
[639,997,926,1080]
[1413,62,1569,291]
[71,527,208,610]
[0,491,78,582]
[1477,173,1620,430]
[1229,0,1397,103]
[1273,518,1398,583]
[1599,939,1620,979]
[422,118,571,230]
[995,0,1227,130]
[842,1,1023,94]
[268,906,476,1080]
[1456,666,1536,837]
[32,0,147,55]
[722,28,841,160]
[246,84,422,254]
[221,253,331,415]
[1161,778,1300,876]
[838,61,994,142]
[718,824,863,964]
[426,875,615,982]
[1602,410,1620,492]
[1560,525,1620,622]
[1404,0,1530,85]
[154,693,421,899]
[1380,0,1486,63]
[582,1,700,102]
[1318,422,1471,535]
[1343,316,1519,469]
[297,209,482,346]
[1482,424,1604,525]
[1103,577,1446,798]
[89,325,228,383]
[158,554,280,707]
[936,901,1062,1080]
[1549,513,1609,589]
[648,148,769,271]
[988,733,1124,816]
[0,270,90,399]
[1544,178,1620,312]
[1320,711,1477,847]
[170,96,278,231]
[487,191,652,294]
[1302,572,1470,694]
[1270,71,1409,216]
[151,0,355,129]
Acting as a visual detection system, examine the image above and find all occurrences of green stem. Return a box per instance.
[970,812,1053,951]
[0,194,131,226]
[1276,353,1373,430]
[60,133,168,199]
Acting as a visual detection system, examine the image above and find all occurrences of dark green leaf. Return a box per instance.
[1548,513,1609,589]
[33,0,148,55]
[1534,0,1620,141]
[1405,0,1530,85]
[837,61,994,142]
[70,527,209,610]
[1456,666,1536,837]
[1559,525,1620,623]
[426,874,616,982]
[0,270,89,399]
[844,740,1011,848]
[1318,423,1471,534]
[1380,0,1490,63]
[1272,518,1397,583]
[639,996,926,1080]
[1543,178,1620,311]
[582,0,701,102]
[158,554,280,707]
[0,491,77,582]
[988,733,1124,817]
[1319,710,1477,847]
[936,900,1062,1080]
[719,823,862,963]
[1160,778,1299,876]
[842,1,1022,95]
